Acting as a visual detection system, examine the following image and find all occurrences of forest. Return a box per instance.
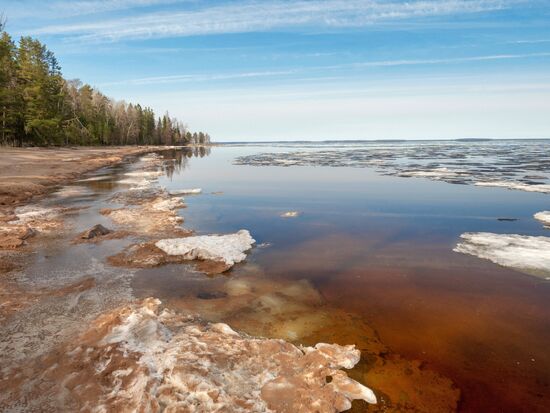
[0,19,210,147]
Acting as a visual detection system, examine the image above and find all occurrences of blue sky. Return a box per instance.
[2,0,550,141]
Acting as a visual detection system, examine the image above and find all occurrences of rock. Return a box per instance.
[197,291,228,300]
[80,224,112,240]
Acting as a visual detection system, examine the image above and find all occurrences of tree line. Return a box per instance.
[0,19,210,147]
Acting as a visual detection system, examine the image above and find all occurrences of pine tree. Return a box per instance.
[0,30,21,145]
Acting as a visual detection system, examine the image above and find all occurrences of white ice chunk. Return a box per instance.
[169,188,202,195]
[155,230,255,266]
[454,232,550,279]
[475,181,550,194]
[534,211,550,227]
[281,211,299,218]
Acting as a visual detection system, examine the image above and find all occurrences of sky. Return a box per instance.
[2,0,550,141]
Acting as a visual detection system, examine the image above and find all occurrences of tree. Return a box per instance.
[0,30,21,145]
[17,37,64,145]
[0,23,210,146]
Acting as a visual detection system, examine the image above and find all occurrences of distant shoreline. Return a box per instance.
[216,137,550,144]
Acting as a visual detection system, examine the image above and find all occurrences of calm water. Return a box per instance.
[132,144,550,412]
[10,144,547,412]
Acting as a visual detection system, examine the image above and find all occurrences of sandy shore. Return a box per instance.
[0,146,167,207]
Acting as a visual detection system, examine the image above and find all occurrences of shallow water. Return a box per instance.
[2,142,549,412]
[142,142,549,412]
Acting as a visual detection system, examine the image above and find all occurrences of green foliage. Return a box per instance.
[0,27,210,146]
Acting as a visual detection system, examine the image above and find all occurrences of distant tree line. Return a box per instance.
[0,20,210,147]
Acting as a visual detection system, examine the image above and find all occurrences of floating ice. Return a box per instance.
[169,188,202,195]
[534,211,550,228]
[155,230,255,267]
[233,140,550,194]
[454,232,550,279]
[475,181,550,194]
[281,211,300,218]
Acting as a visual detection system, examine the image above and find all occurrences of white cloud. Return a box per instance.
[29,0,523,41]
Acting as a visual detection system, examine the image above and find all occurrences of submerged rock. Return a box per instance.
[0,298,377,412]
[454,232,550,279]
[80,224,112,239]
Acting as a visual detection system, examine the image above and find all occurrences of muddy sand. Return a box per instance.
[0,146,165,206]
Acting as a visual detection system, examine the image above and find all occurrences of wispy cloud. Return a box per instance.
[100,69,300,86]
[508,39,550,44]
[30,0,523,42]
[99,51,550,86]
[5,0,181,19]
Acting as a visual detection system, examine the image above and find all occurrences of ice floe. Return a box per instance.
[233,140,550,194]
[281,211,300,218]
[475,181,550,194]
[534,211,550,227]
[169,188,202,195]
[155,229,255,267]
[454,232,550,279]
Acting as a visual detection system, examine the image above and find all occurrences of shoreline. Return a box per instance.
[0,146,178,208]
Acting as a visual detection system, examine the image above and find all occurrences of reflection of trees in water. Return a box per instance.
[161,146,211,178]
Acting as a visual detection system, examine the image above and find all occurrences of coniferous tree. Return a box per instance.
[0,24,210,147]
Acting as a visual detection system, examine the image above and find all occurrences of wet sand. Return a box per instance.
[0,146,166,206]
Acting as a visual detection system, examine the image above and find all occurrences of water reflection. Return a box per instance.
[150,144,550,413]
[159,146,211,178]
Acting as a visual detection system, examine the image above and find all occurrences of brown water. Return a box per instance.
[145,143,549,412]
